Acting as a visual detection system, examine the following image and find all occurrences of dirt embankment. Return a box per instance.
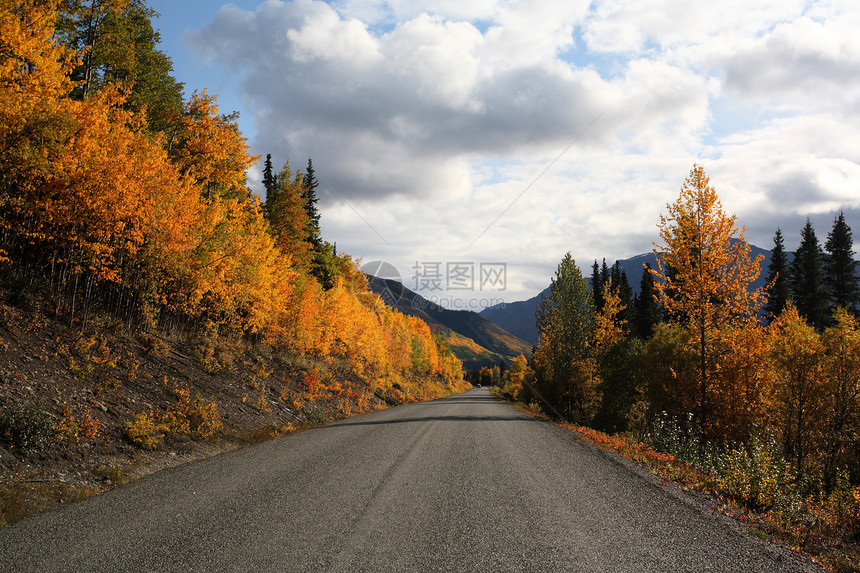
[0,303,401,525]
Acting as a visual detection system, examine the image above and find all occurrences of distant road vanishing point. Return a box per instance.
[0,387,823,572]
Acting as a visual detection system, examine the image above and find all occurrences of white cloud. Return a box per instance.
[716,16,860,113]
[188,0,860,304]
[582,0,805,54]
[383,15,483,109]
[286,2,381,63]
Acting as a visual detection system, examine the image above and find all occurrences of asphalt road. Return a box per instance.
[0,387,823,572]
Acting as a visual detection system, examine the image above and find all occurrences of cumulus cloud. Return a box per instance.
[716,17,860,114]
[582,0,806,53]
[189,0,860,304]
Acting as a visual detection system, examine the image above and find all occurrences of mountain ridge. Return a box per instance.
[365,276,532,369]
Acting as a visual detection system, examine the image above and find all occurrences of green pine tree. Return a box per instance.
[608,261,634,325]
[633,263,660,338]
[791,219,827,329]
[617,268,634,325]
[262,154,277,202]
[600,258,610,289]
[764,228,791,320]
[591,260,604,312]
[301,158,322,250]
[824,212,859,313]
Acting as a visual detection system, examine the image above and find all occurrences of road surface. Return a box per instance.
[0,387,822,572]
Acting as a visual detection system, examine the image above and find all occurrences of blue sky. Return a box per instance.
[146,0,860,306]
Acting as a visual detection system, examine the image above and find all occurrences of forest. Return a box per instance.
[0,0,468,455]
[486,164,860,563]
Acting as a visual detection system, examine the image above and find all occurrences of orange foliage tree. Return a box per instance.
[766,305,826,477]
[0,1,467,405]
[165,90,258,200]
[1,0,77,263]
[709,320,770,444]
[653,165,766,432]
[819,308,860,490]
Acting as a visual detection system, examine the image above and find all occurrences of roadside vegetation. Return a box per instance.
[484,166,860,571]
[0,1,468,524]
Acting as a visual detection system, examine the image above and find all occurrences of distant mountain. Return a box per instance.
[612,242,775,297]
[481,242,778,346]
[480,287,549,346]
[366,276,532,369]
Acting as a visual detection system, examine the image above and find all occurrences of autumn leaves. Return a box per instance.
[652,165,766,434]
[532,163,860,520]
[0,2,467,398]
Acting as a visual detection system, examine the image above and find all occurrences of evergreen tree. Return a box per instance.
[591,260,604,312]
[600,258,610,289]
[533,253,598,422]
[791,219,827,329]
[824,212,859,313]
[764,228,791,320]
[608,261,634,324]
[313,242,338,290]
[633,263,661,338]
[263,161,311,267]
[301,158,321,249]
[262,153,276,201]
[617,268,634,325]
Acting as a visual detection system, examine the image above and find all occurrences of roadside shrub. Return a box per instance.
[645,411,719,470]
[718,430,793,510]
[94,464,125,485]
[817,473,860,538]
[188,398,222,438]
[302,404,328,425]
[55,403,100,445]
[125,410,165,449]
[124,383,222,449]
[0,403,53,456]
[63,336,117,382]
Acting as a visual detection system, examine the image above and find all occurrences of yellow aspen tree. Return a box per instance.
[0,0,78,261]
[766,305,825,476]
[165,90,258,200]
[653,164,766,431]
[820,308,860,490]
[710,319,770,443]
[593,282,626,351]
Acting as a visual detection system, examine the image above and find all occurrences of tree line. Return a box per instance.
[0,1,467,397]
[585,215,857,343]
[495,165,860,534]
